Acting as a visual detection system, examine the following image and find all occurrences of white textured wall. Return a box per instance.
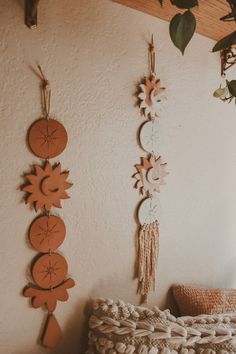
[1,1,236,353]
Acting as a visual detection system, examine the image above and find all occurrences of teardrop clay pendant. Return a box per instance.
[42,314,62,348]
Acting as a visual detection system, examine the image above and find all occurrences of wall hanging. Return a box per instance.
[22,66,75,348]
[133,37,168,303]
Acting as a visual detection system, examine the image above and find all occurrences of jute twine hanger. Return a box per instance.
[149,34,156,77]
[38,65,51,119]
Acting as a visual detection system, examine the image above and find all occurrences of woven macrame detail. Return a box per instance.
[86,298,236,354]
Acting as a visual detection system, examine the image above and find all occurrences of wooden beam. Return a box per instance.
[25,0,40,29]
[113,0,236,42]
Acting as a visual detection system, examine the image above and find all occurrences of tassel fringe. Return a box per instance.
[137,220,159,303]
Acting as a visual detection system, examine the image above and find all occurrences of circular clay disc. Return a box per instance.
[139,119,160,154]
[28,118,68,159]
[138,196,161,225]
[29,215,66,253]
[32,253,68,289]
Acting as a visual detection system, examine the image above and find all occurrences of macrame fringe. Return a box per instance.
[137,220,159,303]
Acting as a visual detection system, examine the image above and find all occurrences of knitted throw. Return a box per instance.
[86,298,236,354]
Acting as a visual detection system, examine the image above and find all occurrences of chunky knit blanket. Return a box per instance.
[86,298,236,354]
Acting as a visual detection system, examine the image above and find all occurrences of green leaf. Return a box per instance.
[227,80,236,97]
[169,10,196,54]
[213,85,228,98]
[212,31,236,52]
[171,0,198,9]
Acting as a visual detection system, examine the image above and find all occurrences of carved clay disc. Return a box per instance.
[138,196,161,225]
[139,120,160,154]
[32,253,68,289]
[28,118,68,159]
[29,215,66,253]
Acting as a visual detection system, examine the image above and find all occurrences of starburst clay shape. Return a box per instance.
[22,162,72,212]
[138,77,165,118]
[134,155,168,196]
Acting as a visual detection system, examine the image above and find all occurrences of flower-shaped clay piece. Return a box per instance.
[138,77,165,118]
[28,118,68,159]
[29,215,66,253]
[134,155,168,195]
[23,278,75,312]
[22,162,72,212]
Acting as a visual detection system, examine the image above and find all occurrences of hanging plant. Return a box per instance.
[158,0,236,54]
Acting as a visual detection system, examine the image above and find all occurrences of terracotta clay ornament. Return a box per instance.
[28,215,66,253]
[22,66,75,348]
[32,253,68,289]
[42,314,63,348]
[133,37,168,303]
[138,77,165,118]
[24,278,75,312]
[134,155,168,196]
[28,118,68,159]
[138,36,165,119]
[22,161,72,212]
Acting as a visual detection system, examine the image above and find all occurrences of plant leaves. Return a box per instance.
[212,31,236,52]
[228,0,236,6]
[213,85,229,98]
[169,10,196,54]
[171,0,198,9]
[227,80,236,97]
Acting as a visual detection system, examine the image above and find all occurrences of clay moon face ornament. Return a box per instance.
[138,77,165,118]
[138,196,161,225]
[22,162,72,212]
[134,155,168,196]
[139,120,160,154]
[28,118,68,159]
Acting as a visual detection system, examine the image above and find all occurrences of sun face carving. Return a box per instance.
[134,155,168,195]
[138,77,165,118]
[22,162,72,212]
[32,253,68,289]
[29,215,66,253]
[28,118,68,159]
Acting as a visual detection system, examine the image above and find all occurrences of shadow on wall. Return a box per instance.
[49,299,93,354]
[13,0,24,11]
[12,299,93,354]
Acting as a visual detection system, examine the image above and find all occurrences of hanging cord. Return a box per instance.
[149,35,156,77]
[38,65,51,119]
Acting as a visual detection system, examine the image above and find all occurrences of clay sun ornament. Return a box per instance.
[28,215,66,253]
[22,161,72,212]
[134,155,168,196]
[28,118,68,159]
[138,76,165,118]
